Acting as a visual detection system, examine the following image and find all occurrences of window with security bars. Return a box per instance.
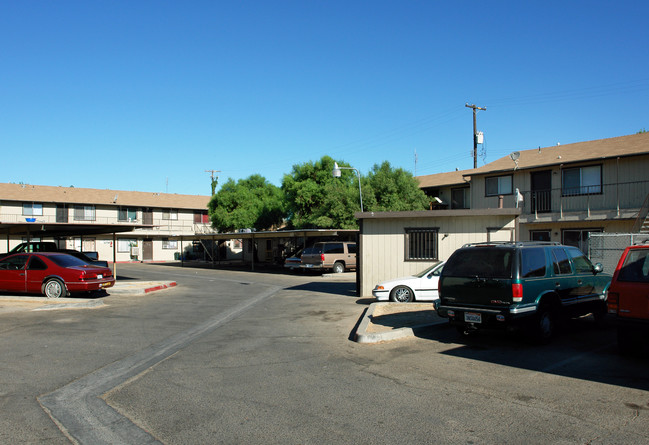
[405,228,439,261]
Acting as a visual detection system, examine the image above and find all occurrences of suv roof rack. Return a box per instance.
[461,241,560,248]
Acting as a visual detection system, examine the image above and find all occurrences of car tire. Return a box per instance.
[43,278,67,299]
[390,285,414,303]
[332,262,345,274]
[533,304,556,344]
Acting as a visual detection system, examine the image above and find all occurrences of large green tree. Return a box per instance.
[282,156,362,229]
[208,174,285,232]
[363,161,430,211]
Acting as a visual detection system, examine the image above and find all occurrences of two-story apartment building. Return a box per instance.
[0,183,223,262]
[357,132,649,296]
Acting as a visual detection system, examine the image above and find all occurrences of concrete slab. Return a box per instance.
[355,302,448,343]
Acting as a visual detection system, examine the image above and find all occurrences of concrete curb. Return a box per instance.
[354,302,448,343]
[107,281,177,295]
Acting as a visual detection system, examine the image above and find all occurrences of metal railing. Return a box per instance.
[0,213,216,234]
[520,180,649,218]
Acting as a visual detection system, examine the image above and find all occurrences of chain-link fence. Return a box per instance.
[589,233,649,273]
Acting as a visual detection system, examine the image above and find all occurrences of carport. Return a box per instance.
[0,221,145,277]
[181,228,359,271]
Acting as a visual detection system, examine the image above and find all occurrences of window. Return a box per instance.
[562,228,602,256]
[118,207,137,222]
[566,247,594,274]
[56,203,68,222]
[521,248,546,278]
[347,243,357,254]
[552,248,572,275]
[405,228,438,261]
[562,165,602,196]
[485,175,513,196]
[618,249,649,283]
[23,203,43,216]
[162,239,178,249]
[530,230,551,242]
[118,239,136,253]
[451,187,470,209]
[27,256,48,271]
[194,211,209,223]
[74,205,95,221]
[162,209,178,220]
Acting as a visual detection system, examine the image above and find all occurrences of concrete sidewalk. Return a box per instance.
[355,302,448,343]
[0,280,177,313]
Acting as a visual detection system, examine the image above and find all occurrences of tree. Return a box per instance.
[208,174,285,232]
[363,161,430,212]
[282,156,361,229]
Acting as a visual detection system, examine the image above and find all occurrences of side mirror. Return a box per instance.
[594,263,603,274]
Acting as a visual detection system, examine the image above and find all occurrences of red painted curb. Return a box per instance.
[143,282,177,293]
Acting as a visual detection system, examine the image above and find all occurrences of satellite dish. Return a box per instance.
[509,151,520,161]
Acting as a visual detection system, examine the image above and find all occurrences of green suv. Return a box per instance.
[437,242,611,342]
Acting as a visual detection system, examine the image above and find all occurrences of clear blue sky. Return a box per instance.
[2,1,648,196]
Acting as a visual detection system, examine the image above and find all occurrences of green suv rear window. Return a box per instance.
[443,247,513,278]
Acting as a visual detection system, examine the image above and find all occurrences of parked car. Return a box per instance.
[0,252,115,298]
[437,241,611,342]
[373,261,445,302]
[284,251,303,270]
[607,243,649,354]
[300,241,357,273]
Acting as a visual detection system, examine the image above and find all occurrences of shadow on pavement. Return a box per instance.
[416,318,649,392]
[285,281,357,297]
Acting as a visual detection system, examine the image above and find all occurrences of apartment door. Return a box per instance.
[531,170,552,213]
[143,240,153,261]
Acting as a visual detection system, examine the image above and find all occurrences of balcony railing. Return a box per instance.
[520,180,649,218]
[0,213,217,234]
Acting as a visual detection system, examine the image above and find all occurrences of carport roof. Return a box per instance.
[179,228,358,241]
[0,221,144,238]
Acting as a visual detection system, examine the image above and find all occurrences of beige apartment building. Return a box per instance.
[0,183,224,263]
[358,132,649,296]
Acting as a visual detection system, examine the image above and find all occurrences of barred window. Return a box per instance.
[405,228,438,261]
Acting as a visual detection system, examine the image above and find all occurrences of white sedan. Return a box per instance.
[372,261,445,303]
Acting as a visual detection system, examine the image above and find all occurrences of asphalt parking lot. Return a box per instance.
[1,263,648,444]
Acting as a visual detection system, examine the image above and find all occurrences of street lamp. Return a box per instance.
[332,162,363,212]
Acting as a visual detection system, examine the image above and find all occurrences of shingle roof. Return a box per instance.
[416,168,474,188]
[470,132,649,175]
[0,183,211,210]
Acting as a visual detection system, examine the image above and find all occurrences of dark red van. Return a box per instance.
[607,244,649,354]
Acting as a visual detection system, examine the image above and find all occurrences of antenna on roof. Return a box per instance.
[509,151,520,170]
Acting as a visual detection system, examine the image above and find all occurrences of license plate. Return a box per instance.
[97,274,103,279]
[464,312,482,323]
[304,264,313,268]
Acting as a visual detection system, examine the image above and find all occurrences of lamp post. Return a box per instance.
[332,162,363,212]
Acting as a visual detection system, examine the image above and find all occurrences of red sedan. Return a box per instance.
[0,252,115,298]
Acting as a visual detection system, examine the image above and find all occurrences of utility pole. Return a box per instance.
[465,103,486,169]
[205,170,221,195]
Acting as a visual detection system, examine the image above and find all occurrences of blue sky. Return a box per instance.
[2,1,648,196]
